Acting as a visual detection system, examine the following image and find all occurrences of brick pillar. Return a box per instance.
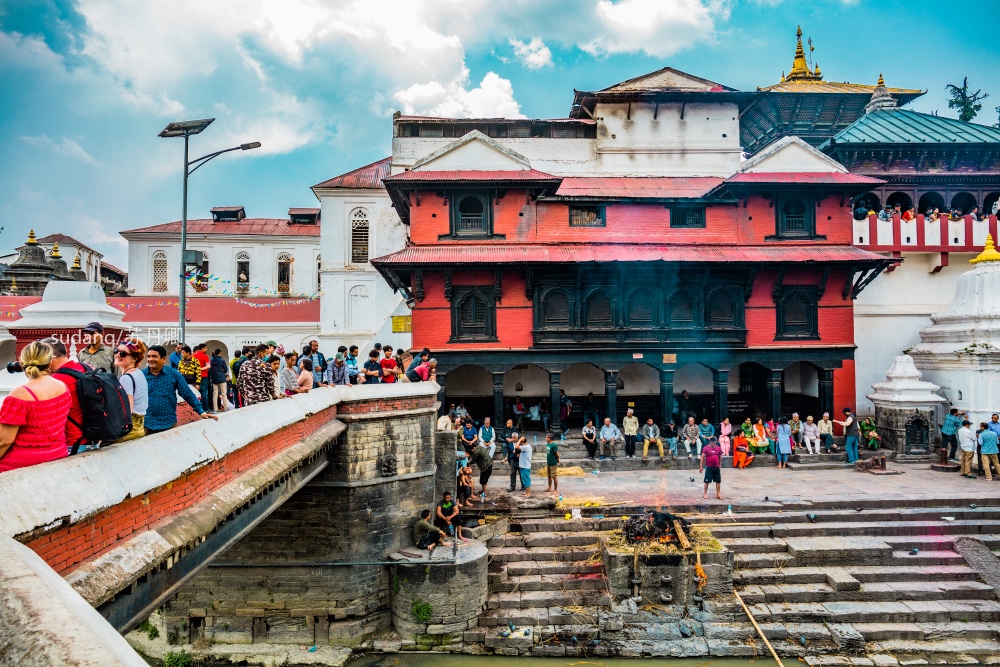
[605,370,618,425]
[713,369,729,424]
[659,369,674,426]
[767,369,783,420]
[818,369,834,418]
[548,371,561,434]
[492,372,505,425]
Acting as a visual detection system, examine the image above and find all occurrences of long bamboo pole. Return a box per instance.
[733,589,784,667]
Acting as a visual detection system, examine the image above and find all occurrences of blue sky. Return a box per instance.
[2,0,997,268]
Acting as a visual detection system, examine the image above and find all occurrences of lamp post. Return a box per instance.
[159,119,260,344]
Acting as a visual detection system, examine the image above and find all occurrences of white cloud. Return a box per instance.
[510,38,553,69]
[581,0,728,57]
[19,135,100,165]
[393,69,523,118]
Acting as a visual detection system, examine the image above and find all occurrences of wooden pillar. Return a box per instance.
[767,369,783,420]
[436,373,447,416]
[492,372,505,425]
[548,371,562,434]
[659,369,674,426]
[818,369,834,418]
[605,370,619,426]
[713,369,729,425]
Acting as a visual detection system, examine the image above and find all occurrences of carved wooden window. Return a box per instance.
[585,291,613,328]
[452,287,496,341]
[277,253,292,293]
[669,206,706,228]
[708,290,736,328]
[350,209,369,263]
[776,287,818,339]
[778,197,815,237]
[668,290,695,327]
[543,290,570,327]
[194,251,209,291]
[453,194,489,236]
[152,251,168,293]
[627,290,655,325]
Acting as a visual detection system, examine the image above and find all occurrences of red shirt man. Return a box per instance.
[380,345,398,383]
[192,346,210,379]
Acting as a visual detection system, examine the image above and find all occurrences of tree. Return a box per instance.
[945,77,988,122]
[995,105,1000,129]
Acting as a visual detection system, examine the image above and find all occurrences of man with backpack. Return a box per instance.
[45,338,91,452]
[143,345,217,434]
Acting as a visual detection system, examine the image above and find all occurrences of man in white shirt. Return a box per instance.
[958,420,978,478]
[599,417,622,460]
[515,438,532,497]
[479,417,497,458]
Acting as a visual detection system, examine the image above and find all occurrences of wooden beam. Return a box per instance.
[672,520,691,551]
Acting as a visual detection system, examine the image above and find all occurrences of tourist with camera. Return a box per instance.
[0,341,71,473]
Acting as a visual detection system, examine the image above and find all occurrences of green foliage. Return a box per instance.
[946,77,988,122]
[411,598,433,623]
[137,618,160,640]
[166,627,180,645]
[392,576,401,594]
[164,649,194,667]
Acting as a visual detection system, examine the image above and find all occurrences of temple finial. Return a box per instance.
[26,230,37,245]
[72,253,82,269]
[877,72,885,86]
[971,234,1000,264]
[51,242,61,258]
[787,25,819,81]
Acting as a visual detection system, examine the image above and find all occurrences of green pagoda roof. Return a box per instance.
[824,109,1000,147]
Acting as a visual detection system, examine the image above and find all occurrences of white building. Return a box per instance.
[310,158,411,353]
[121,206,321,298]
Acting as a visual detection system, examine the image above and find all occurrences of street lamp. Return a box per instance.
[159,118,260,344]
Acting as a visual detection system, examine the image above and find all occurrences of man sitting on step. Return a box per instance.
[413,509,450,552]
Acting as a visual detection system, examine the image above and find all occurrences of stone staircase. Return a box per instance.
[705,505,1000,661]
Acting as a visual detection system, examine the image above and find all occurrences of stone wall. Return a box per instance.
[160,386,441,647]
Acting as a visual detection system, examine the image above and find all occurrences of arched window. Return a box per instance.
[543,290,570,327]
[668,290,695,327]
[776,287,819,339]
[194,251,209,291]
[585,291,612,328]
[452,287,495,340]
[350,209,369,263]
[235,252,250,290]
[152,251,168,293]
[708,290,736,328]
[316,254,322,292]
[277,253,292,293]
[457,195,486,234]
[781,199,806,232]
[918,192,945,215]
[950,192,977,215]
[627,290,654,325]
[886,191,912,211]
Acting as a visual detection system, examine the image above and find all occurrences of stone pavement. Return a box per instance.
[508,464,1000,511]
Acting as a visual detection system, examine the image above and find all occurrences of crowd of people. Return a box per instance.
[854,200,1000,223]
[0,328,439,474]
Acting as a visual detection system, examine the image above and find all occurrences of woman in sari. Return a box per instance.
[860,417,882,450]
[751,418,770,453]
[732,430,753,469]
[718,417,732,456]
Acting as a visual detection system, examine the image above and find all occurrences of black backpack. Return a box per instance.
[55,364,132,453]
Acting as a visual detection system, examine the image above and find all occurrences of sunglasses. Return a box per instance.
[116,349,132,358]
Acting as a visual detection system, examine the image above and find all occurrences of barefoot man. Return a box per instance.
[413,509,450,552]
[700,436,723,500]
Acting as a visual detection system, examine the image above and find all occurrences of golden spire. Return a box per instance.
[877,73,885,86]
[971,234,1000,264]
[787,25,822,81]
[72,253,82,269]
[51,242,61,258]
[813,62,821,77]
[780,71,786,82]
[10,277,17,293]
[26,230,37,245]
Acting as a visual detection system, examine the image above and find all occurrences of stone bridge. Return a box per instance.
[0,382,443,665]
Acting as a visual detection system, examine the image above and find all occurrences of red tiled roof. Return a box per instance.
[372,243,887,266]
[22,234,100,255]
[0,297,319,324]
[120,219,321,237]
[383,169,559,183]
[725,172,885,185]
[553,177,724,199]
[312,157,391,190]
[100,261,126,276]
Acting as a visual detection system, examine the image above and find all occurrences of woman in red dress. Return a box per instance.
[0,341,71,473]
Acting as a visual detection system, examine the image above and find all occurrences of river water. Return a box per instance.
[354,655,763,667]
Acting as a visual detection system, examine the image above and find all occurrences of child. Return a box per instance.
[515,436,533,497]
[458,466,474,507]
[545,433,560,493]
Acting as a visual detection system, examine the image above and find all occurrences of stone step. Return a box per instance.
[737,548,968,569]
[750,599,1000,624]
[478,606,601,628]
[889,550,968,566]
[513,519,597,532]
[504,561,605,577]
[496,531,601,548]
[486,590,611,611]
[852,621,1000,641]
[489,546,601,563]
[734,552,794,568]
[717,537,788,553]
[785,462,855,471]
[747,580,996,604]
[774,520,1000,539]
[498,572,608,592]
[784,536,894,563]
[693,506,1000,526]
[875,637,1000,658]
[735,564,980,586]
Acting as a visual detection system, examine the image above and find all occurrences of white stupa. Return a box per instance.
[908,234,1000,425]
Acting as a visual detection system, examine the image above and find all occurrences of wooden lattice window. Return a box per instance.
[569,205,606,227]
[776,287,818,339]
[194,251,209,292]
[236,252,250,291]
[350,209,369,263]
[627,290,655,324]
[152,251,168,293]
[543,290,570,326]
[585,291,613,328]
[668,290,695,327]
[452,287,496,341]
[277,253,292,293]
[708,290,736,328]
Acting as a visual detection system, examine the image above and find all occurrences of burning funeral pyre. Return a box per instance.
[622,510,692,545]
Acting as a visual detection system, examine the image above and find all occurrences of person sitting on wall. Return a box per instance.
[582,419,598,459]
[460,418,478,453]
[732,431,755,470]
[434,491,468,543]
[413,509,450,552]
[818,412,837,452]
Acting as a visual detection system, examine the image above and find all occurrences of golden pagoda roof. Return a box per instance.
[971,234,1000,264]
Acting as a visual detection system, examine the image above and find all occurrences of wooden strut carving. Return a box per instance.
[771,267,787,303]
[443,270,452,302]
[524,270,534,300]
[494,270,502,304]
[817,267,831,299]
[414,270,424,302]
[744,269,757,303]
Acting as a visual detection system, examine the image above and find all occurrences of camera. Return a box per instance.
[6,361,22,374]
